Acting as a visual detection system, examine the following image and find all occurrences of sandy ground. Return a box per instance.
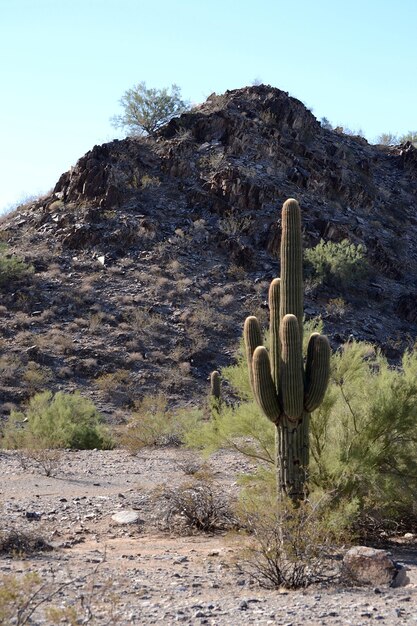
[1,448,417,625]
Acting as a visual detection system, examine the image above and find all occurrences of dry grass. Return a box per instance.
[22,362,53,393]
[0,355,23,384]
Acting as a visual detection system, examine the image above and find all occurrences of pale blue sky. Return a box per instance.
[1,0,416,213]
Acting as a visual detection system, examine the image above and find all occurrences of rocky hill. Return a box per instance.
[1,84,417,420]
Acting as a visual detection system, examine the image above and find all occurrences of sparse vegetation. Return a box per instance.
[400,130,417,146]
[16,447,63,477]
[377,132,399,146]
[0,564,122,625]
[154,477,238,533]
[240,492,348,589]
[325,297,348,318]
[120,393,201,452]
[1,391,113,451]
[140,173,161,188]
[0,529,52,556]
[0,244,33,286]
[377,130,417,147]
[305,238,367,288]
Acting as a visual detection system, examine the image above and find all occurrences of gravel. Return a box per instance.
[1,448,416,624]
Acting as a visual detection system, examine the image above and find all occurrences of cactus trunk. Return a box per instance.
[244,198,330,502]
[275,414,310,501]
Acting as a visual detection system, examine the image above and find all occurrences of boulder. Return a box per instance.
[343,546,405,587]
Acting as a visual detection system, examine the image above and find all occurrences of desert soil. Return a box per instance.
[1,448,417,625]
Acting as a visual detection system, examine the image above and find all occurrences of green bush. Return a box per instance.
[120,393,201,453]
[304,239,367,288]
[0,244,33,286]
[1,391,113,450]
[310,342,417,527]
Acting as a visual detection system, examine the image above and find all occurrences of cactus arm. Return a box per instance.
[304,334,331,412]
[280,314,304,421]
[279,199,304,341]
[243,315,263,393]
[252,346,281,423]
[268,278,281,393]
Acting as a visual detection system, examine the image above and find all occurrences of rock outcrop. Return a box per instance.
[1,85,417,415]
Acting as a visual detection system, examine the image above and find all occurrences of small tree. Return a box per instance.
[377,132,399,146]
[111,82,189,136]
[399,130,417,146]
[320,117,333,131]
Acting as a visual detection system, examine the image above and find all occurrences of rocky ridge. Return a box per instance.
[1,84,417,417]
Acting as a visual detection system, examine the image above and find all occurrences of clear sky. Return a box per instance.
[1,0,416,213]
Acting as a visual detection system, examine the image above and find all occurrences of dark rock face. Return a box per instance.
[47,86,417,265]
[1,85,417,414]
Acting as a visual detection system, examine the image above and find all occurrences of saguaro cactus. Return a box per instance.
[244,199,330,501]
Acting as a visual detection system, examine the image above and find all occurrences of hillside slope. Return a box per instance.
[1,85,417,419]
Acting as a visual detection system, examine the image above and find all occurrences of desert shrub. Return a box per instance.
[154,477,238,533]
[0,354,23,383]
[310,342,417,529]
[0,530,52,556]
[0,244,33,286]
[16,448,63,477]
[0,571,45,625]
[22,362,53,393]
[120,393,201,452]
[94,368,133,402]
[400,130,417,146]
[305,239,367,288]
[325,297,348,318]
[1,391,113,450]
[240,492,348,589]
[140,174,160,187]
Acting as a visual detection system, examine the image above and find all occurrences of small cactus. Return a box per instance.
[210,370,221,401]
[209,370,222,416]
[244,199,330,500]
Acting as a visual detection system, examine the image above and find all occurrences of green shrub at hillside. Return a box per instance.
[0,244,33,286]
[305,239,367,288]
[1,391,113,450]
